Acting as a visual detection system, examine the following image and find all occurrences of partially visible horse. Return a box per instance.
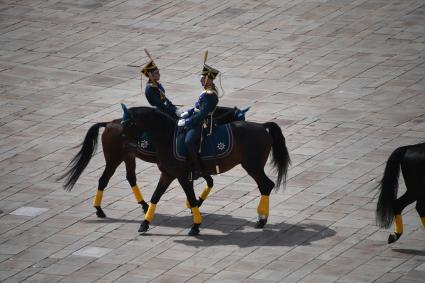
[376,142,425,243]
[122,106,290,236]
[58,107,242,218]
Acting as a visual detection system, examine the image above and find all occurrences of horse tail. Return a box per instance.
[376,146,406,228]
[59,122,107,191]
[263,122,291,190]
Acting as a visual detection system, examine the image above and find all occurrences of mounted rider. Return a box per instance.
[141,49,181,119]
[177,51,220,181]
[121,50,176,149]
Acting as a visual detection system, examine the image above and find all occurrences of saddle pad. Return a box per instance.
[174,124,234,161]
[135,124,234,161]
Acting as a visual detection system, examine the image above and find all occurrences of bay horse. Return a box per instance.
[376,142,425,243]
[122,106,290,236]
[58,107,243,218]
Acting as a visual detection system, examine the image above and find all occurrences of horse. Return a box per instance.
[376,142,425,243]
[58,107,245,218]
[122,106,290,236]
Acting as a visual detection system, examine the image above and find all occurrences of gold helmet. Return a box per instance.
[201,50,219,79]
[141,49,158,77]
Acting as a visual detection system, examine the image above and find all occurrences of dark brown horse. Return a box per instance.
[122,106,290,236]
[59,107,242,218]
[376,142,425,243]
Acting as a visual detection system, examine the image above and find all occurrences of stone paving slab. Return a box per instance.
[9,207,49,217]
[1,0,425,282]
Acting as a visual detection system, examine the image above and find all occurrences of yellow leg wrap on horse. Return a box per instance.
[421,217,425,228]
[93,190,103,207]
[257,195,269,217]
[145,203,156,223]
[200,186,212,200]
[186,199,191,209]
[394,214,403,234]
[132,185,144,203]
[191,207,202,224]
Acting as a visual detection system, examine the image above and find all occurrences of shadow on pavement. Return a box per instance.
[392,248,425,256]
[139,213,336,247]
[82,212,336,247]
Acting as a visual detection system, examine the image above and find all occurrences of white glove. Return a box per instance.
[175,109,182,116]
[177,119,186,127]
[180,111,189,118]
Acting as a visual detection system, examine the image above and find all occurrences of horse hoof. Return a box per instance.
[188,224,200,236]
[95,207,106,218]
[140,201,149,214]
[255,218,267,229]
[388,233,401,244]
[139,220,150,233]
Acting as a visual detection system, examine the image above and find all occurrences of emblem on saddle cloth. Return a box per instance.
[139,140,149,149]
[174,124,234,161]
[135,132,156,156]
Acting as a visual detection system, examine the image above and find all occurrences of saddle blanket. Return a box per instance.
[136,124,233,161]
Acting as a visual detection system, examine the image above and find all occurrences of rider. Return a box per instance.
[141,49,181,119]
[178,52,220,180]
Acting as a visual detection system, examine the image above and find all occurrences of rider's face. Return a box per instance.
[149,70,160,81]
[200,75,212,87]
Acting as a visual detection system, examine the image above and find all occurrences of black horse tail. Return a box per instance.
[376,146,406,228]
[59,122,107,191]
[263,122,291,191]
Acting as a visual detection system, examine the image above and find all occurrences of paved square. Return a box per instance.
[1,0,425,282]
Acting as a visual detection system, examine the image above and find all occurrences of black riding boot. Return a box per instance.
[187,147,203,180]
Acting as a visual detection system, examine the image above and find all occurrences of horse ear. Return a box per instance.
[120,103,132,122]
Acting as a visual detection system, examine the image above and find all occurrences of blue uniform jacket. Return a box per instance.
[186,89,218,128]
[145,82,177,118]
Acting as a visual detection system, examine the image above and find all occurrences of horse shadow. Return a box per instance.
[83,212,336,247]
[392,248,425,256]
[142,213,336,247]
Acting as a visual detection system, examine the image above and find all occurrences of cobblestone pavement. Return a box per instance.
[1,0,425,282]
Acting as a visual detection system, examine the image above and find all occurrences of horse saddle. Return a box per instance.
[174,123,234,161]
[134,124,234,161]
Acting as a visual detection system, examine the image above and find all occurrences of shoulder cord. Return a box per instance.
[218,72,225,98]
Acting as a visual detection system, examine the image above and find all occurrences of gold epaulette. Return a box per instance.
[204,89,217,95]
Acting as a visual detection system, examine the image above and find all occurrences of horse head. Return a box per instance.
[121,105,175,140]
[120,103,142,141]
